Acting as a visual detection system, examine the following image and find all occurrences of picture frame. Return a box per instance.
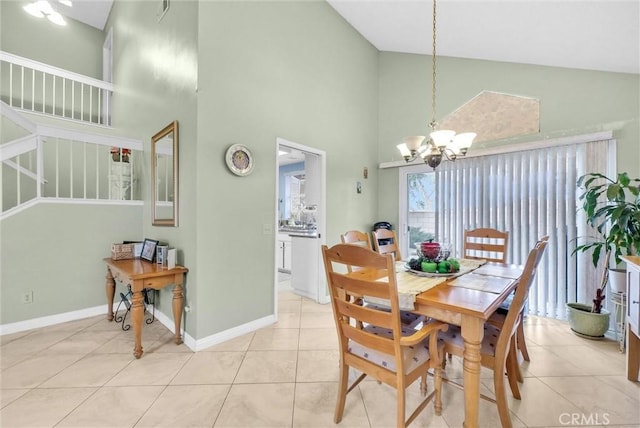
[140,239,159,263]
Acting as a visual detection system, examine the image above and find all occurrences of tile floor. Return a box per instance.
[1,281,638,428]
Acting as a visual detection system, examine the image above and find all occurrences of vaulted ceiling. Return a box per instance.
[60,0,638,74]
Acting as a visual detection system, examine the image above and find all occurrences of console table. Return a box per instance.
[621,256,640,381]
[104,258,188,359]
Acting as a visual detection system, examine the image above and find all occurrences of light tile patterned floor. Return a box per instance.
[1,287,638,428]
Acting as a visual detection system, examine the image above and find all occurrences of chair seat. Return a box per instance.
[348,324,440,374]
[439,324,500,357]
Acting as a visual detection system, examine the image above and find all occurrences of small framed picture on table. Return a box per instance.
[141,239,159,263]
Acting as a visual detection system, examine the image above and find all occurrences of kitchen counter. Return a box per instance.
[278,227,318,238]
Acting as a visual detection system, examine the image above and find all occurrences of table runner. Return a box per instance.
[365,259,486,310]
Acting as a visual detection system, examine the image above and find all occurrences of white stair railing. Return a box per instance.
[0,51,113,126]
[1,102,142,218]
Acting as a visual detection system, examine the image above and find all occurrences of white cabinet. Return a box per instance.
[291,236,319,301]
[290,235,329,304]
[622,256,640,382]
[277,234,292,272]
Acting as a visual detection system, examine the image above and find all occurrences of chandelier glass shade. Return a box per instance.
[396,0,475,170]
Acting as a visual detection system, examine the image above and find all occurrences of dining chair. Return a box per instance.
[463,227,509,263]
[340,230,372,249]
[321,243,448,428]
[488,235,549,379]
[342,230,425,329]
[439,239,547,428]
[372,228,403,261]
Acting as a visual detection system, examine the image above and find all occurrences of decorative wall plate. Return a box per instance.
[225,144,254,176]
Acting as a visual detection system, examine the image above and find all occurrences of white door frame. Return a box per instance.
[274,137,328,310]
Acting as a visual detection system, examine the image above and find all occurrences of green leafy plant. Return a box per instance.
[573,172,640,312]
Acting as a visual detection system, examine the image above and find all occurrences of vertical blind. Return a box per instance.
[435,139,611,319]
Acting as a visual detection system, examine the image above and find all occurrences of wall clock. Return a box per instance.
[225,144,254,176]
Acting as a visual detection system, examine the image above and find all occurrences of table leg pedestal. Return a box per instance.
[173,284,184,345]
[106,268,115,321]
[461,317,484,428]
[131,289,144,359]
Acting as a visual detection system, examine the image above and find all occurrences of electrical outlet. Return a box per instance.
[22,291,34,304]
[263,223,273,234]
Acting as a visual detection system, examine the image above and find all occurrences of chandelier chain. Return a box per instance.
[430,0,437,131]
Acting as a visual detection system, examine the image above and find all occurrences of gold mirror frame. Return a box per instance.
[151,120,179,226]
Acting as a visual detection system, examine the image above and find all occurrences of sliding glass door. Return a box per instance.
[398,137,614,319]
[398,165,436,260]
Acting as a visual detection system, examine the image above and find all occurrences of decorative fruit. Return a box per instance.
[420,241,441,260]
[408,258,423,271]
[422,261,438,273]
[450,259,460,271]
[437,261,452,273]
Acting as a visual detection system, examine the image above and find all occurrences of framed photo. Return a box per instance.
[141,239,159,263]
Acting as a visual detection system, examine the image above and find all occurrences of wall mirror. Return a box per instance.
[151,120,179,226]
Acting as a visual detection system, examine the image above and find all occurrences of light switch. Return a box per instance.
[263,223,273,234]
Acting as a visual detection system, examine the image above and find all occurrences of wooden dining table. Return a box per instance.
[407,262,523,428]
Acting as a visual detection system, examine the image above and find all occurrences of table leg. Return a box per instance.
[461,316,484,428]
[172,283,184,345]
[105,267,115,321]
[131,289,144,359]
[627,327,640,381]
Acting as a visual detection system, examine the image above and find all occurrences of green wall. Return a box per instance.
[105,0,199,335]
[377,52,640,228]
[1,204,142,323]
[0,1,143,324]
[194,0,379,337]
[0,0,103,77]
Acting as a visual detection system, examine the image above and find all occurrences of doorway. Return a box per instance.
[275,138,327,308]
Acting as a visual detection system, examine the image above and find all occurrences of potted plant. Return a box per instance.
[570,172,640,337]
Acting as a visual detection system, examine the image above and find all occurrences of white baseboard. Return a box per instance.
[0,305,109,335]
[191,314,277,351]
[0,305,277,353]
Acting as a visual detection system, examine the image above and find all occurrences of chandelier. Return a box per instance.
[396,0,475,170]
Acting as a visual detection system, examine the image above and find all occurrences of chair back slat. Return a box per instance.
[341,322,397,355]
[341,230,372,248]
[372,228,403,261]
[334,298,395,330]
[463,228,509,263]
[330,272,391,300]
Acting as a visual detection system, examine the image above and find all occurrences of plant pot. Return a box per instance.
[608,268,626,293]
[566,303,610,339]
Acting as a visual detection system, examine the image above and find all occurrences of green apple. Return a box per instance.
[421,261,438,273]
[437,261,452,273]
